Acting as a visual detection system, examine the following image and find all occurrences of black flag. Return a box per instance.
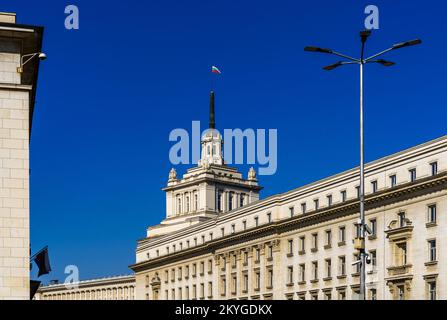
[30,280,41,300]
[34,247,51,277]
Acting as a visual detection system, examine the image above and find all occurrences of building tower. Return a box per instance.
[147,91,262,238]
[0,13,44,300]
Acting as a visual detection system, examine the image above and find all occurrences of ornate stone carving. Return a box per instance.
[248,167,257,181]
[168,168,177,181]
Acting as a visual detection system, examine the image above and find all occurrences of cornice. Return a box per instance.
[130,172,447,272]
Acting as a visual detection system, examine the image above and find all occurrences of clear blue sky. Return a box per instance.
[3,0,445,282]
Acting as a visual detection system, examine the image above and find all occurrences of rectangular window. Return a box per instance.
[325,259,331,278]
[314,199,319,210]
[299,264,306,282]
[267,245,273,259]
[231,224,235,234]
[324,291,332,300]
[371,180,378,193]
[267,268,273,288]
[370,289,377,301]
[254,216,259,227]
[243,251,248,265]
[200,261,205,274]
[299,236,305,253]
[287,266,293,284]
[396,242,407,266]
[356,186,360,199]
[370,218,377,237]
[242,220,247,230]
[193,284,197,299]
[428,281,437,300]
[325,230,332,247]
[339,226,346,243]
[431,162,438,176]
[200,283,205,299]
[327,195,333,206]
[301,202,307,214]
[312,233,318,251]
[208,259,213,274]
[428,240,437,262]
[339,256,346,276]
[267,212,272,223]
[192,263,197,276]
[390,174,397,187]
[208,282,213,298]
[312,261,318,280]
[231,254,237,268]
[289,207,295,218]
[409,168,417,182]
[288,239,294,256]
[370,250,377,268]
[428,204,437,224]
[254,271,260,290]
[231,276,237,295]
[243,273,248,292]
[398,212,406,227]
[221,228,225,237]
[220,278,226,296]
[255,248,260,262]
[341,190,347,202]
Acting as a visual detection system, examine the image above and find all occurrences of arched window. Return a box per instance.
[212,144,216,155]
[207,145,210,155]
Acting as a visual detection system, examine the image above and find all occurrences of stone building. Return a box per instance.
[0,12,44,300]
[34,275,136,300]
[129,92,447,300]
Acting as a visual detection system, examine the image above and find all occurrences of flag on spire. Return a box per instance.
[211,66,221,74]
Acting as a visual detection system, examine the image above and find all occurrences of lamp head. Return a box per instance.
[392,39,422,50]
[38,53,47,60]
[304,46,333,54]
[360,30,372,43]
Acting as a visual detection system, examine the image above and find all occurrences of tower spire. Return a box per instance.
[209,90,215,129]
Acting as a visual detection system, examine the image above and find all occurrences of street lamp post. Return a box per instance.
[305,31,421,300]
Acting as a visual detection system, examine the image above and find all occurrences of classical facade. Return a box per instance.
[34,275,136,300]
[128,91,447,300]
[0,12,44,300]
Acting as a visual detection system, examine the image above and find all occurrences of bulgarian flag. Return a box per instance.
[211,66,221,74]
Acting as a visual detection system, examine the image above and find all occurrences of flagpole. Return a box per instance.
[30,245,48,261]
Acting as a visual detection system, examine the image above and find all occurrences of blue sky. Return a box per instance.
[2,0,445,282]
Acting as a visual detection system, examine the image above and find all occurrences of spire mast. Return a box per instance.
[209,90,215,129]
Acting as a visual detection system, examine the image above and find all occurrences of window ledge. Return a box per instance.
[286,283,294,287]
[286,253,293,258]
[338,241,346,247]
[323,277,332,282]
[266,286,273,290]
[426,222,437,228]
[311,248,318,253]
[337,275,347,280]
[425,261,438,267]
[324,245,332,250]
[298,281,306,285]
[310,279,319,284]
[368,235,377,241]
[267,257,274,262]
[351,272,360,278]
[298,250,306,256]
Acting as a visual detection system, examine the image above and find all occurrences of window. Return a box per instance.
[267,268,273,289]
[186,196,190,212]
[231,254,237,268]
[339,226,346,243]
[217,190,223,212]
[370,250,377,268]
[287,266,294,284]
[231,224,235,234]
[171,269,175,281]
[231,275,237,295]
[314,199,319,210]
[254,216,259,227]
[240,193,245,207]
[254,271,260,290]
[194,237,197,246]
[243,251,248,265]
[243,273,248,292]
[311,292,318,300]
[431,162,438,176]
[186,240,190,248]
[397,285,405,300]
[428,204,437,224]
[428,240,437,262]
[185,265,189,278]
[339,256,346,276]
[395,242,407,266]
[299,236,305,253]
[312,261,318,280]
[208,259,213,274]
[209,232,213,241]
[371,180,378,193]
[301,202,306,214]
[325,259,331,278]
[409,168,417,182]
[287,239,294,256]
[200,261,205,274]
[312,233,318,251]
[369,218,377,237]
[325,230,332,247]
[369,289,377,301]
[289,206,295,218]
[221,228,225,237]
[356,186,360,198]
[194,194,198,211]
[242,220,247,230]
[398,212,406,227]
[353,253,360,274]
[390,174,397,187]
[267,245,273,260]
[255,248,261,262]
[208,282,213,298]
[178,198,182,214]
[299,264,306,282]
[201,235,205,244]
[341,190,347,202]
[220,277,226,296]
[229,192,234,211]
[192,284,197,299]
[428,281,437,300]
[267,212,272,223]
[327,195,333,206]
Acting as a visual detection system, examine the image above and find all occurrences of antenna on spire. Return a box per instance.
[209,90,215,129]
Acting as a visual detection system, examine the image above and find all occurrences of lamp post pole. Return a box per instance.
[304,31,421,300]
